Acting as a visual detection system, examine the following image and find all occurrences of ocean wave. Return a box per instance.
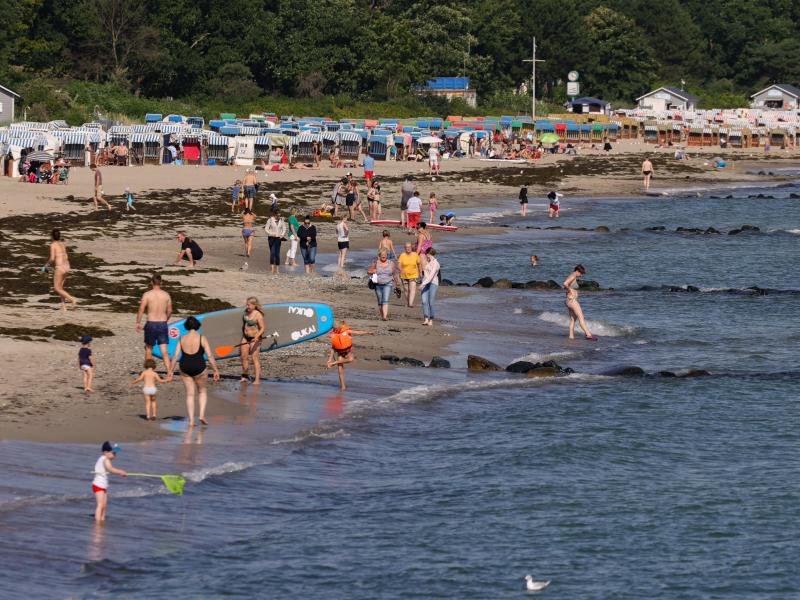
[183,461,256,484]
[272,428,351,446]
[511,350,584,363]
[537,311,636,337]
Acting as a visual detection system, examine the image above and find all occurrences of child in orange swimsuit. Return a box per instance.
[326,321,373,390]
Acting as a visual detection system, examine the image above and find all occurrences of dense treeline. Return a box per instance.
[2,0,800,118]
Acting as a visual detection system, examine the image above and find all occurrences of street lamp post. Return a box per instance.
[522,37,545,121]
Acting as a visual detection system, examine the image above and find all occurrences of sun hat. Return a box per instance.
[101,441,120,454]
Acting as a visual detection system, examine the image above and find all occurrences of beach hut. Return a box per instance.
[181,131,203,165]
[254,136,271,163]
[728,129,744,148]
[61,130,89,166]
[643,124,658,144]
[205,133,230,165]
[294,133,319,162]
[769,128,787,148]
[367,132,393,160]
[321,131,337,156]
[233,137,255,166]
[145,113,162,123]
[338,131,362,160]
[130,132,161,165]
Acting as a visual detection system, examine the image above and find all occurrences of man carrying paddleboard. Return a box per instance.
[136,273,173,372]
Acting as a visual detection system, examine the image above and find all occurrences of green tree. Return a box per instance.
[582,6,657,103]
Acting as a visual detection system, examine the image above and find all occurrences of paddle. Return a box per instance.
[214,332,280,358]
[127,473,186,496]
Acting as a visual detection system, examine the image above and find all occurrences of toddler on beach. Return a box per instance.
[124,187,135,212]
[78,335,94,392]
[130,358,166,421]
[92,441,127,523]
[326,321,373,391]
[231,180,242,213]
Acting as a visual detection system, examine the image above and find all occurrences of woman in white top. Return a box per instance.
[420,248,441,326]
[336,215,350,269]
[264,210,288,274]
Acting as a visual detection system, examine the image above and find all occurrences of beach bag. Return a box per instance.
[368,272,377,290]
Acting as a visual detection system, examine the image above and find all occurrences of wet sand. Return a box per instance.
[1,140,798,442]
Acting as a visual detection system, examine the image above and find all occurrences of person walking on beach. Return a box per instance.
[368,249,401,320]
[519,184,529,216]
[168,316,220,427]
[78,335,94,392]
[285,208,300,267]
[428,144,440,176]
[45,228,78,311]
[332,177,348,217]
[362,153,375,188]
[129,358,166,421]
[136,273,173,371]
[326,321,373,390]
[420,248,441,326]
[92,441,126,524]
[241,208,256,259]
[641,158,653,190]
[265,210,287,275]
[415,222,433,259]
[173,231,204,266]
[367,180,381,221]
[398,242,421,308]
[231,180,242,213]
[548,191,563,218]
[378,229,396,260]
[400,175,415,228]
[90,164,113,211]
[336,214,350,269]
[563,264,597,341]
[406,191,423,230]
[240,297,265,384]
[298,215,317,274]
[428,192,438,223]
[242,169,257,210]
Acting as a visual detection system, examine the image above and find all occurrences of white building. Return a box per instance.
[0,83,20,124]
[636,87,698,112]
[750,84,800,110]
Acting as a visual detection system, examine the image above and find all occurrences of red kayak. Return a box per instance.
[369,220,458,231]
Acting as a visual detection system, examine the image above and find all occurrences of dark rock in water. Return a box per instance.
[428,356,451,368]
[790,193,800,199]
[676,227,703,234]
[468,355,502,371]
[595,225,610,232]
[506,361,536,373]
[603,366,646,377]
[658,371,677,377]
[646,226,666,231]
[511,282,526,289]
[680,369,711,378]
[705,227,720,234]
[746,286,769,296]
[546,226,563,230]
[725,195,733,199]
[398,357,426,367]
[728,229,742,235]
[493,278,513,289]
[456,282,470,287]
[740,224,760,231]
[474,276,494,288]
[440,278,454,286]
[525,280,557,290]
[526,367,559,377]
[758,170,766,175]
[380,354,400,363]
[710,195,720,199]
[578,280,601,291]
[547,279,561,289]
[637,285,661,291]
[686,285,700,293]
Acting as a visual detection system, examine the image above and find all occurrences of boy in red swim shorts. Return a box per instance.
[92,441,127,523]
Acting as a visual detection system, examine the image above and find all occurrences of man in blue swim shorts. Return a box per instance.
[136,273,173,371]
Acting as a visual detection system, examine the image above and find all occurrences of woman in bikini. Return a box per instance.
[241,208,257,258]
[240,297,265,383]
[168,316,220,427]
[415,222,433,264]
[563,264,597,341]
[46,229,77,310]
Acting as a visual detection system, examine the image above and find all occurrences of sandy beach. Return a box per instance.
[2,139,798,443]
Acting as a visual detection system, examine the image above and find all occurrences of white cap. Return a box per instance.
[269,193,277,200]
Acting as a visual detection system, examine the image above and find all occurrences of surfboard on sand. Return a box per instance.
[369,219,458,232]
[152,302,334,360]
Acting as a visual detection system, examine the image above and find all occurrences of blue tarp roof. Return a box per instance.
[422,77,470,90]
[145,114,162,122]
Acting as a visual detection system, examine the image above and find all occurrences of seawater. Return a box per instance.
[1,183,800,598]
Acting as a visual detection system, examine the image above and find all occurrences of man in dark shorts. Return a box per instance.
[173,231,204,267]
[136,273,173,370]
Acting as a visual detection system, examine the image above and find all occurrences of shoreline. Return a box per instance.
[1,145,799,443]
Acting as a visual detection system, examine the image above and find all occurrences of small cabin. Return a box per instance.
[636,87,698,112]
[750,84,800,110]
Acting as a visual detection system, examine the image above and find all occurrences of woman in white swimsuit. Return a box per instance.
[563,264,597,341]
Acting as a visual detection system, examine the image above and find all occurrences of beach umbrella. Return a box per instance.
[538,133,560,144]
[417,135,441,144]
[26,150,55,162]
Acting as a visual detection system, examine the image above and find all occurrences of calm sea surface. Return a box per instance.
[1,181,799,598]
